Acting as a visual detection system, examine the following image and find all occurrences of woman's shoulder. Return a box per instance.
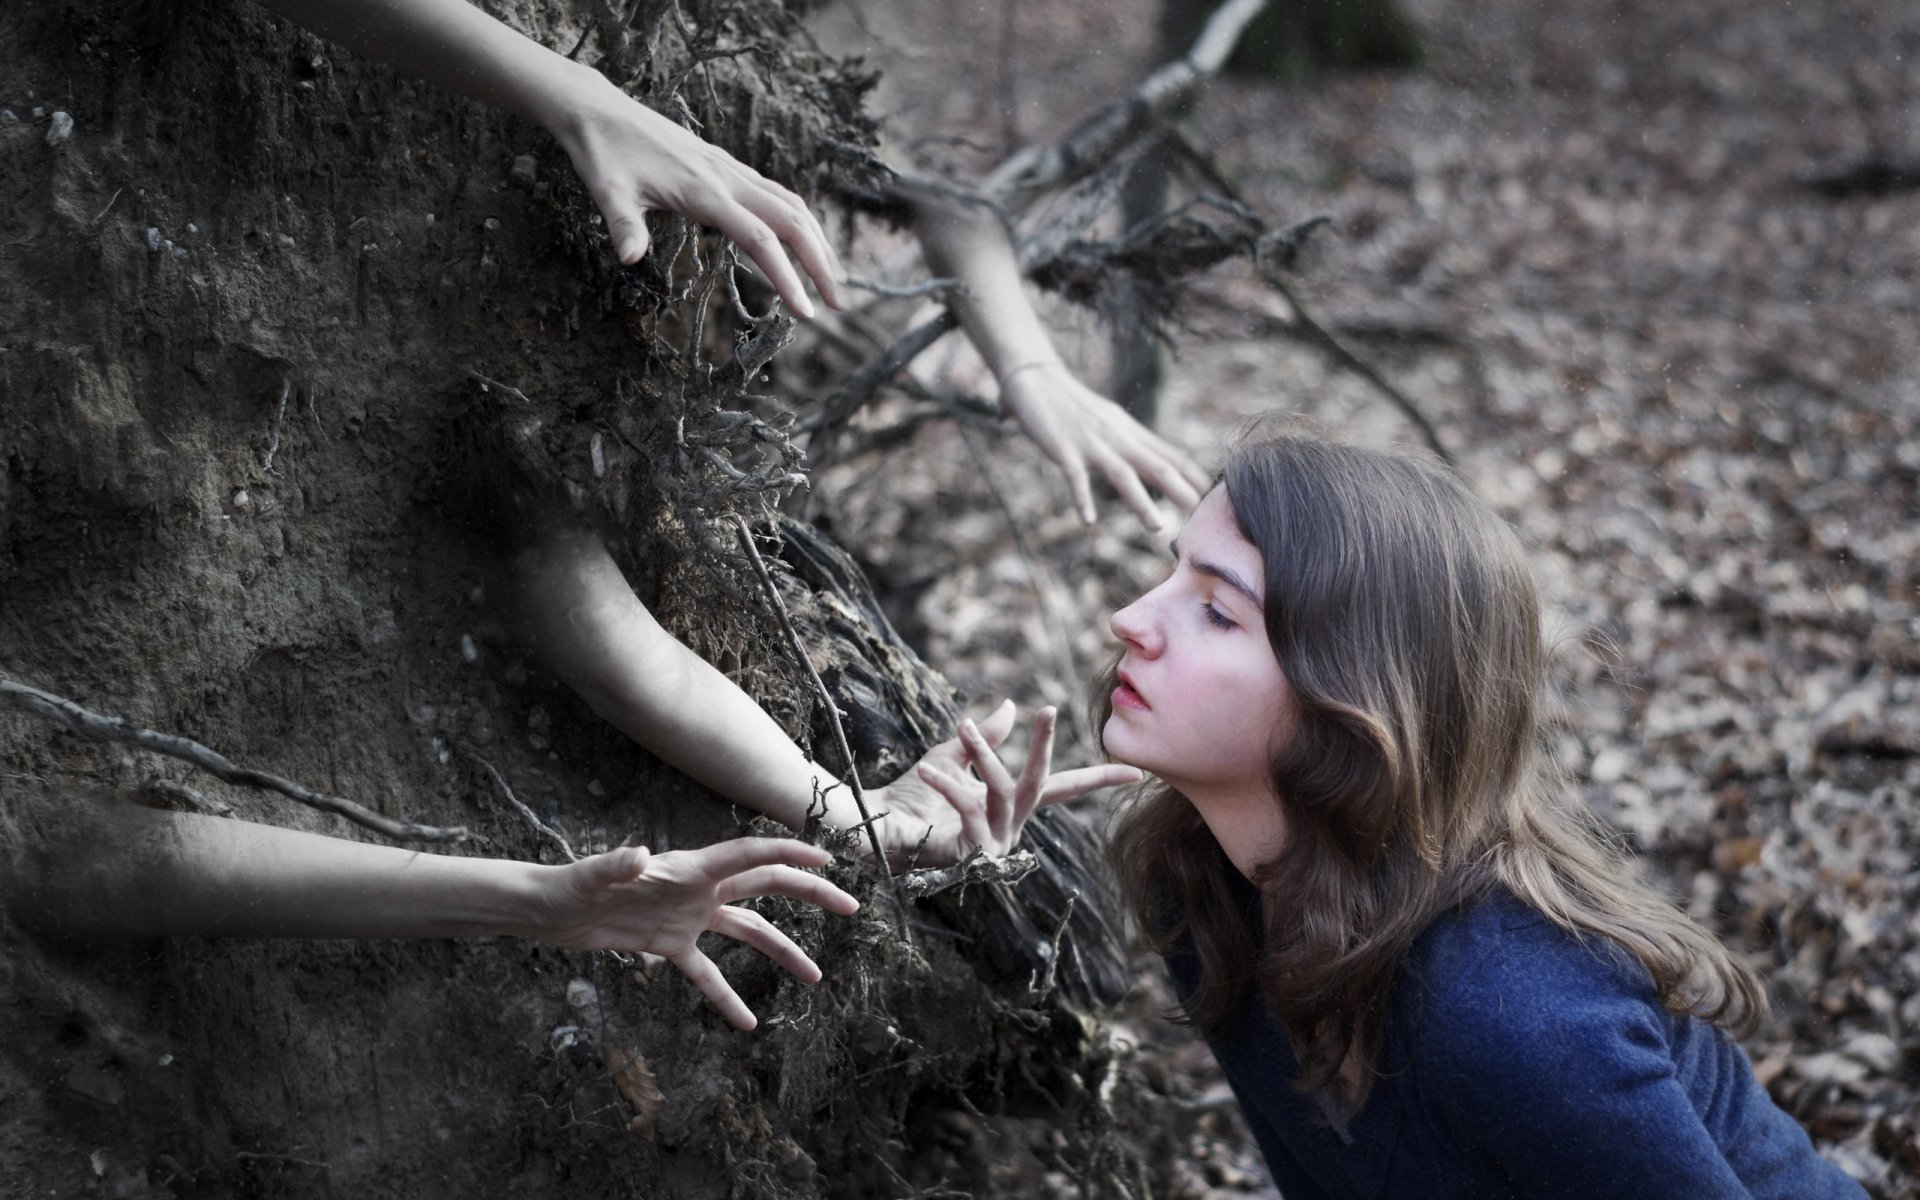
[1397,891,1671,1080]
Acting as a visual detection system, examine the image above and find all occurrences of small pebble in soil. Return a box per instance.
[460,633,478,663]
[145,227,161,252]
[231,488,251,511]
[483,216,500,231]
[44,111,72,145]
[510,154,537,188]
[0,110,16,122]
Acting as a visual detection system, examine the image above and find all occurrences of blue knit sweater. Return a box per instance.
[1165,886,1865,1199]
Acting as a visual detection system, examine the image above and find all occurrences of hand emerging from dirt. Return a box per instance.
[996,361,1211,531]
[254,0,843,319]
[550,87,846,319]
[531,838,858,1031]
[865,702,1142,868]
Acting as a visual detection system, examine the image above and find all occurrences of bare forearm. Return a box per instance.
[909,190,1059,377]
[22,807,549,941]
[252,0,615,136]
[512,531,847,830]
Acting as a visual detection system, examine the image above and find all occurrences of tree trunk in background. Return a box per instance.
[0,2,1186,1195]
[1173,0,1426,80]
[1111,0,1422,421]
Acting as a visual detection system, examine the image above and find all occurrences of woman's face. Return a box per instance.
[1104,488,1295,805]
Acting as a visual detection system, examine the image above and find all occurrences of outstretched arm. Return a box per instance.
[909,188,1209,529]
[511,528,1136,865]
[252,0,843,316]
[15,804,855,1031]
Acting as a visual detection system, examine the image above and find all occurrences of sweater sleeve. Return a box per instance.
[1407,924,1755,1199]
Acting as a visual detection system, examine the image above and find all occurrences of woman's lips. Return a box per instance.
[1112,678,1151,712]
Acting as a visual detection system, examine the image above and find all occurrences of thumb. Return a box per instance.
[973,698,1017,748]
[606,207,652,266]
[583,844,649,888]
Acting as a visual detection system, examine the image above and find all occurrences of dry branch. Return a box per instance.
[896,846,1039,900]
[980,0,1270,210]
[0,674,468,843]
[729,518,892,880]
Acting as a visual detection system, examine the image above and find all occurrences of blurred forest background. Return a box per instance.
[808,0,1920,1193]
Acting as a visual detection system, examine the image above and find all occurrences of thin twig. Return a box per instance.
[1026,891,1077,1003]
[466,369,536,406]
[91,187,123,224]
[1260,271,1454,468]
[462,744,577,862]
[841,274,958,300]
[0,674,467,843]
[728,518,891,882]
[954,422,1083,742]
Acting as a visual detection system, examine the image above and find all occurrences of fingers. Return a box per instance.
[915,761,992,853]
[698,198,814,319]
[1090,450,1171,532]
[687,836,832,881]
[710,905,822,984]
[736,182,845,311]
[957,718,1018,798]
[1060,448,1098,525]
[1132,443,1208,515]
[716,864,859,916]
[1038,763,1145,805]
[1011,707,1058,832]
[670,948,756,1032]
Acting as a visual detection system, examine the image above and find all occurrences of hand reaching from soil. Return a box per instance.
[865,701,1142,867]
[254,0,843,316]
[531,839,858,1031]
[995,360,1210,530]
[910,186,1207,528]
[551,90,845,318]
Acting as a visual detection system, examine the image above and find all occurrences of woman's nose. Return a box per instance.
[1110,596,1162,656]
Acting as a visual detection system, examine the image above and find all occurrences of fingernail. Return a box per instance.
[793,293,817,320]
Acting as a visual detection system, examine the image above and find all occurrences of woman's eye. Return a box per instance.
[1202,602,1237,630]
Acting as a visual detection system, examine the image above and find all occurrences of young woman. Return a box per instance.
[920,432,1867,1199]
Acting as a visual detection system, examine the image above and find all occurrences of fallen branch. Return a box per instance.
[729,518,892,882]
[980,0,1269,210]
[0,674,468,843]
[897,846,1039,900]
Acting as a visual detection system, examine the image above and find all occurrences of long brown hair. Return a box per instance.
[1103,432,1764,1117]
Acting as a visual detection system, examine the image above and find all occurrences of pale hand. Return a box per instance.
[997,362,1211,530]
[552,85,845,319]
[528,839,858,1031]
[865,700,1142,868]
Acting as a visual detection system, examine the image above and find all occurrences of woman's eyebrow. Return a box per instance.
[1170,539,1262,606]
[1193,559,1262,607]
